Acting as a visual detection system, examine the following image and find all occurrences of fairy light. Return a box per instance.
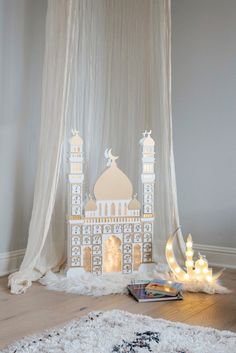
[165,231,223,285]
[185,234,194,276]
[206,275,212,282]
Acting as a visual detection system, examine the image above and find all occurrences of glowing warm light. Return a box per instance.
[103,235,122,272]
[186,250,193,257]
[206,275,212,282]
[165,231,223,285]
[186,260,194,267]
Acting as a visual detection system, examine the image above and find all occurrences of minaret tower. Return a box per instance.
[68,130,84,218]
[140,130,155,218]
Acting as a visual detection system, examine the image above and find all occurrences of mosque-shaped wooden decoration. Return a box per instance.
[67,130,155,276]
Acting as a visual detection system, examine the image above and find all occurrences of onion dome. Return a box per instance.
[85,194,97,211]
[128,194,141,210]
[94,152,133,200]
[140,130,155,146]
[70,130,83,145]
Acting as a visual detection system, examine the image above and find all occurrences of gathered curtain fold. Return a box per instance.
[9,0,185,294]
[8,0,79,294]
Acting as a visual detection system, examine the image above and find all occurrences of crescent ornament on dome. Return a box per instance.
[71,129,79,136]
[104,148,119,166]
[143,130,152,138]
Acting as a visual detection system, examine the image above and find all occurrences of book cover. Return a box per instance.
[127,283,183,303]
[145,279,183,297]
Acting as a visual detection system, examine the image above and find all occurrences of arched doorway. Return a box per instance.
[103,235,122,272]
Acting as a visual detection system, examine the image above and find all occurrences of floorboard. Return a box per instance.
[0,269,235,349]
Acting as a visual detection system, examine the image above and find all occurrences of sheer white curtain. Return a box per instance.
[9,0,185,294]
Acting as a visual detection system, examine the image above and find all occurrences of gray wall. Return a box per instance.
[1,0,235,254]
[172,0,236,248]
[0,0,47,253]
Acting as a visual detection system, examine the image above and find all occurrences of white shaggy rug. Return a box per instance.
[40,267,230,296]
[3,310,236,353]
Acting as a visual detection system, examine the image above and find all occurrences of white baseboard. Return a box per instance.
[194,243,236,269]
[0,249,25,277]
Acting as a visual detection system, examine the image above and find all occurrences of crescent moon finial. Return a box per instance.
[104,148,119,166]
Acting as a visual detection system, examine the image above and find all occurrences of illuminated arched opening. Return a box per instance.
[83,247,92,272]
[133,244,141,271]
[103,235,122,273]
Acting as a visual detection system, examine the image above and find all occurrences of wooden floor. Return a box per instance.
[0,269,236,349]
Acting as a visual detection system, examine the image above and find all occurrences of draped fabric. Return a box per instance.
[9,0,185,294]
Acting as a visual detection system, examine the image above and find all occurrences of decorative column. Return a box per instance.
[140,131,155,218]
[68,130,84,218]
[67,131,84,273]
[140,131,155,264]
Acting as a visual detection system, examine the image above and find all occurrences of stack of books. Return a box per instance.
[127,279,183,302]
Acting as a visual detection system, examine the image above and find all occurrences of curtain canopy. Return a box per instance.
[9,0,185,294]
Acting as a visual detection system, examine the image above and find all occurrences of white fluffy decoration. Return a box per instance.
[3,310,236,353]
[39,265,230,296]
[165,271,231,294]
[39,270,152,296]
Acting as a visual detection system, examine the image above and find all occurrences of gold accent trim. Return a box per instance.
[69,216,83,220]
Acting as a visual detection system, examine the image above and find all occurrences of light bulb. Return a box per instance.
[187,260,194,267]
[184,273,190,280]
[206,275,212,282]
[186,250,193,257]
[169,257,174,263]
[175,267,180,273]
[203,268,208,274]
[186,241,193,248]
[195,268,200,274]
[166,243,172,251]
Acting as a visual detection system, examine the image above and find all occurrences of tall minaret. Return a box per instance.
[68,130,84,218]
[140,130,155,218]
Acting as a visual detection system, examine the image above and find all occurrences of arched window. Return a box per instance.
[105,203,108,216]
[111,203,116,216]
[124,203,127,215]
[99,203,102,216]
[118,203,122,216]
